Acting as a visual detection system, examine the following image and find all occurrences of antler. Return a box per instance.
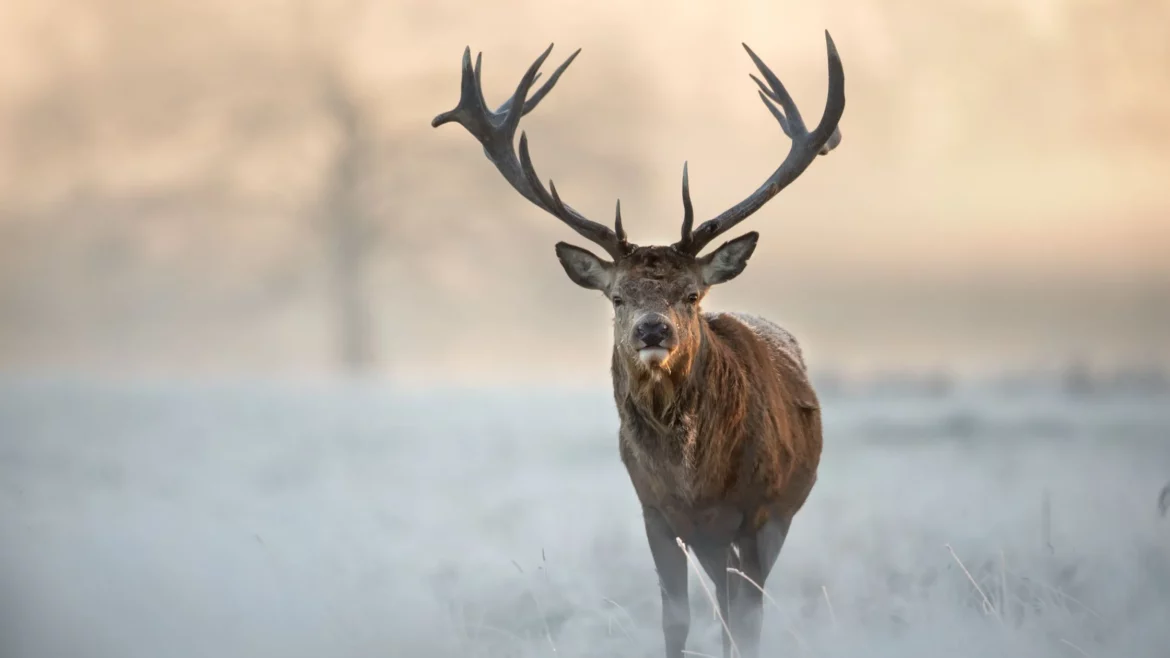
[431,44,632,260]
[675,31,846,256]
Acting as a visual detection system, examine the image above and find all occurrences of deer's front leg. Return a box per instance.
[643,506,690,658]
[694,544,736,658]
[730,517,790,658]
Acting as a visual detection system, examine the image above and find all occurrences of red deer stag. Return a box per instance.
[433,33,844,658]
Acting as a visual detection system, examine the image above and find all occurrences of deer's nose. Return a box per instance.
[634,318,672,347]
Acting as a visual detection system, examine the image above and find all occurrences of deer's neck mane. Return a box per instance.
[612,316,751,441]
[614,313,817,505]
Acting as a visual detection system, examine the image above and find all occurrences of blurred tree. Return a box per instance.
[295,0,384,374]
[293,0,666,374]
[0,0,670,374]
[315,70,379,372]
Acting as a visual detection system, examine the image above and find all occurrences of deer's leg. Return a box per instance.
[694,544,736,658]
[730,517,790,658]
[643,507,690,658]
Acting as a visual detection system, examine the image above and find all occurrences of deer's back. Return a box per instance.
[708,312,808,375]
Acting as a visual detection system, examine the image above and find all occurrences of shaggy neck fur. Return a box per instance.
[613,317,750,439]
[613,312,811,499]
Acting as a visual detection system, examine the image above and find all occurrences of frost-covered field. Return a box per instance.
[1,377,1168,658]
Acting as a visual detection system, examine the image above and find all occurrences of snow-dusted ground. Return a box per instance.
[1,377,1168,658]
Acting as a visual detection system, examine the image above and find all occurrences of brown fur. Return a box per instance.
[615,308,822,545]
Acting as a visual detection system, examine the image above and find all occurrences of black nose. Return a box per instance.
[634,319,672,347]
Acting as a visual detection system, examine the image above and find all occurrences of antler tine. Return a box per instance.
[498,50,580,118]
[679,162,694,246]
[472,52,489,117]
[676,31,846,256]
[432,45,630,260]
[614,199,627,243]
[745,44,805,135]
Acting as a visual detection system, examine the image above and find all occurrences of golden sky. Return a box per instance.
[0,0,1167,380]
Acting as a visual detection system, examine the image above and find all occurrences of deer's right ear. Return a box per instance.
[555,242,614,291]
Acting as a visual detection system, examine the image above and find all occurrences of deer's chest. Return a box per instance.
[620,420,701,505]
[621,429,748,544]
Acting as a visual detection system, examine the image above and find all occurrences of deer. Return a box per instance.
[432,32,844,658]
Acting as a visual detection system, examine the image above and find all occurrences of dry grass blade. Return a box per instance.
[727,567,814,656]
[945,543,1005,625]
[601,598,634,638]
[531,588,558,653]
[677,537,740,658]
[1000,550,1009,617]
[510,558,558,654]
[821,585,837,626]
[1060,638,1093,657]
[1005,568,1102,619]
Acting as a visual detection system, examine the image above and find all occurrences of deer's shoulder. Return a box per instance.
[705,311,806,371]
[705,311,818,411]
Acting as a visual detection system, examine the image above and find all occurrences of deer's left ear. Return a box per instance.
[699,232,759,286]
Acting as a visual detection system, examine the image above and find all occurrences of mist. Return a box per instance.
[2,378,1169,657]
[1,2,1169,657]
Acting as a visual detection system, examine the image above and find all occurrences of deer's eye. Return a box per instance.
[686,292,700,305]
[612,296,624,308]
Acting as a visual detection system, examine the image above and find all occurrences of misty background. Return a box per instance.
[2,2,1170,658]
[1,0,1167,383]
